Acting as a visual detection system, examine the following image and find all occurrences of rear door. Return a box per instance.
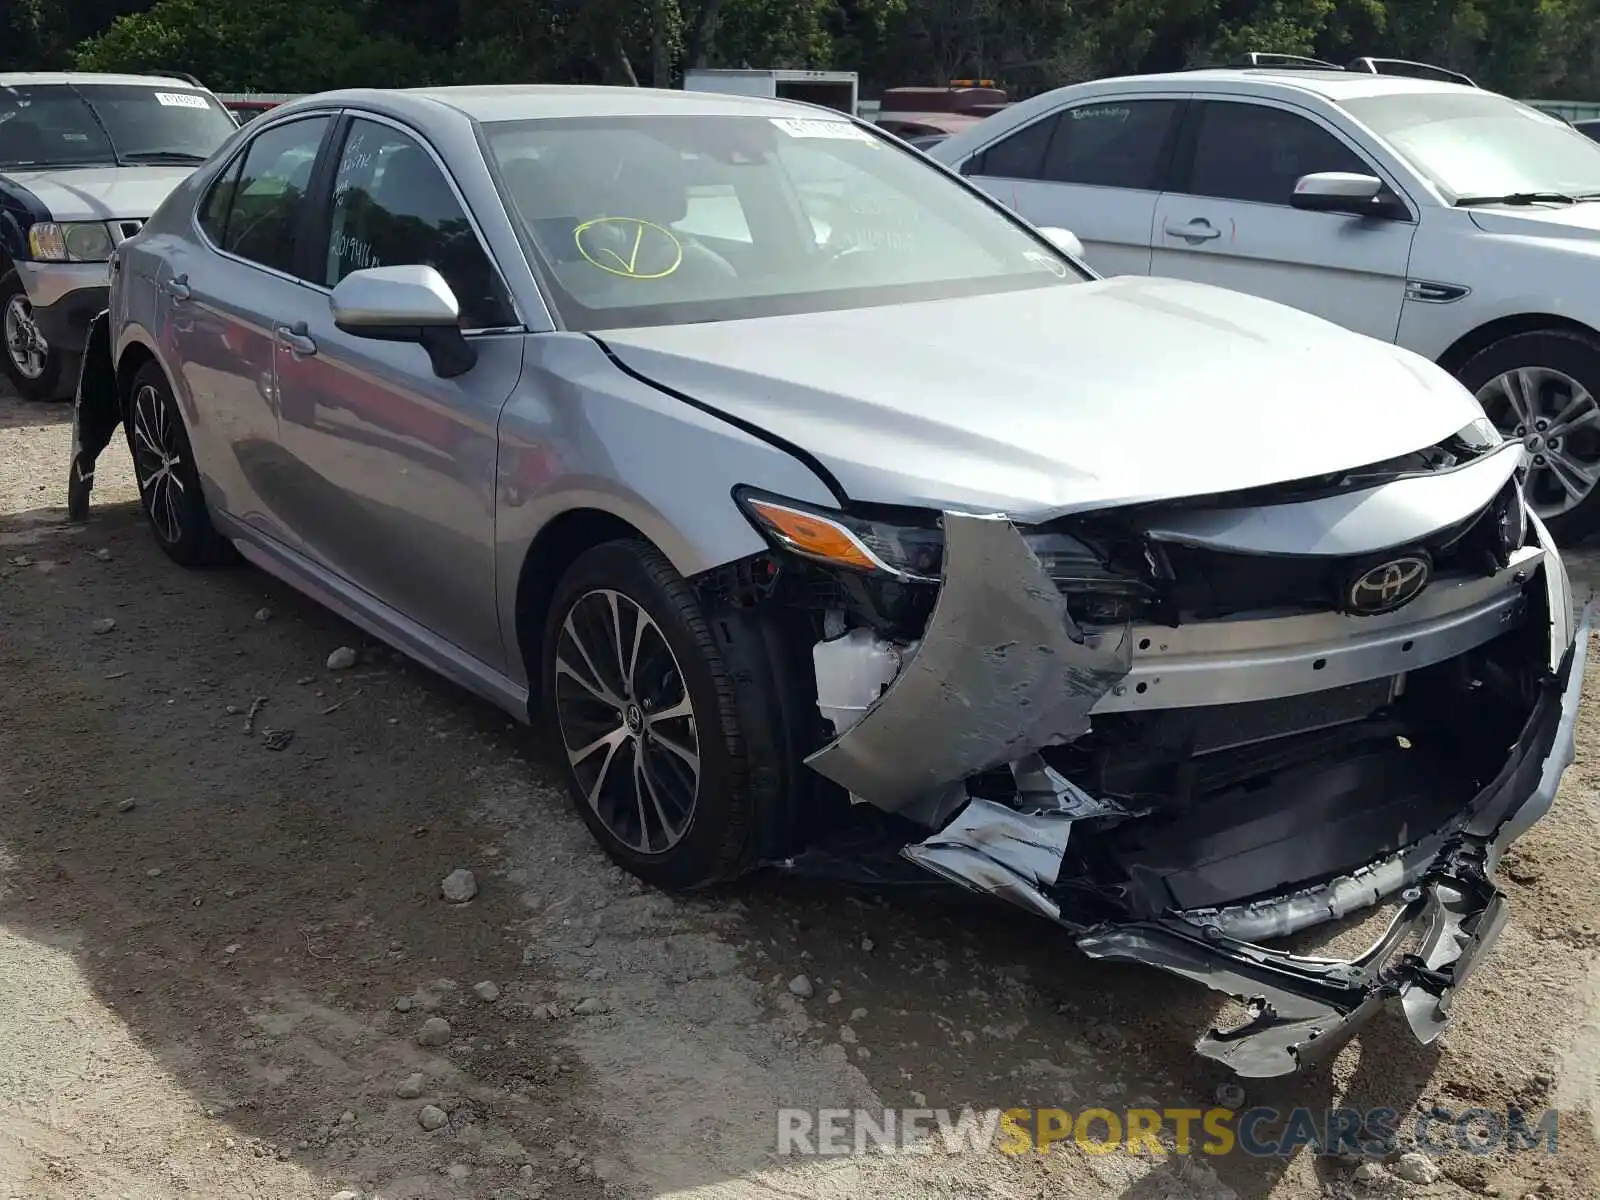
[161,113,334,545]
[1149,98,1418,342]
[960,95,1185,276]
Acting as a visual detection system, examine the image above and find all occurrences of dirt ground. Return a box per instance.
[3,380,1600,1200]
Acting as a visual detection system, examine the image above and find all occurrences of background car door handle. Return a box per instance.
[274,323,318,357]
[161,275,190,301]
[1163,218,1223,243]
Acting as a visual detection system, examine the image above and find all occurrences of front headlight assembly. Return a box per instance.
[27,221,116,263]
[734,489,1154,621]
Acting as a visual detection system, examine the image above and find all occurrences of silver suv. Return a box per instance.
[1,71,236,399]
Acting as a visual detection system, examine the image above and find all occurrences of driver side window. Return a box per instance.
[322,118,514,330]
[1184,101,1372,205]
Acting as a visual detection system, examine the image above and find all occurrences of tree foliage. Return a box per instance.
[5,0,1600,99]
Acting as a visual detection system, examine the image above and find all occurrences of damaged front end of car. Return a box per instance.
[718,429,1589,1077]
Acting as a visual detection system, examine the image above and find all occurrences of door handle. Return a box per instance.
[1163,218,1223,243]
[161,274,191,301]
[274,323,318,358]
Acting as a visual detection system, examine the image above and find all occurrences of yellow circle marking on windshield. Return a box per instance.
[574,216,683,279]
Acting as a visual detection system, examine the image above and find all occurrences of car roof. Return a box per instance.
[0,71,206,89]
[1084,68,1485,101]
[287,83,834,124]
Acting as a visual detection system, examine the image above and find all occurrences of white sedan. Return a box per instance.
[932,60,1600,540]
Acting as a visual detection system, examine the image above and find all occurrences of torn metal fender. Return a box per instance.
[804,511,1132,818]
[67,310,119,521]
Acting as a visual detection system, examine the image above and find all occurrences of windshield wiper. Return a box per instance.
[120,150,210,163]
[1454,191,1600,206]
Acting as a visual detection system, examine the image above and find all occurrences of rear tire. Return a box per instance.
[1,269,69,401]
[123,361,237,567]
[1456,329,1600,544]
[540,539,794,890]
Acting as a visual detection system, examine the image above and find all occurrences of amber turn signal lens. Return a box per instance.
[745,500,880,572]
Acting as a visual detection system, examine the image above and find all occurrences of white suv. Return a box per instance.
[930,61,1600,540]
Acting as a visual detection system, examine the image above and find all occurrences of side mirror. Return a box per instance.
[1290,172,1406,219]
[1036,226,1085,259]
[329,264,477,379]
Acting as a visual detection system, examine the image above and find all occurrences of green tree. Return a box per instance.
[75,0,434,92]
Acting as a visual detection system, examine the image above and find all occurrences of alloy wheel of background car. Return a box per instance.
[0,270,65,402]
[1459,329,1600,543]
[540,539,787,890]
[553,587,701,855]
[122,362,237,567]
[1476,367,1600,520]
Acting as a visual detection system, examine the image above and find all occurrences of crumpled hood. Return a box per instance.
[2,165,195,222]
[596,276,1482,520]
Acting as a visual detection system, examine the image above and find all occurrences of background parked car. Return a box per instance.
[932,61,1600,540]
[0,70,235,400]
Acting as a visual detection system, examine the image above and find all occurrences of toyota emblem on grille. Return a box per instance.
[1347,555,1431,615]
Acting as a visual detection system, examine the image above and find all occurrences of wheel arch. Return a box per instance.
[1436,313,1600,377]
[512,507,656,708]
[114,338,161,424]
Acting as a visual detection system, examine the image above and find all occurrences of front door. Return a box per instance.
[161,114,333,544]
[274,115,523,671]
[961,97,1185,276]
[1148,98,1418,343]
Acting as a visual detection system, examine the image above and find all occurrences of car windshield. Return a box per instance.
[482,113,1081,331]
[1341,91,1600,202]
[0,82,235,169]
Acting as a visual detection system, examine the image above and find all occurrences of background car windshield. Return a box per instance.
[483,114,1079,330]
[1341,92,1600,200]
[0,83,234,169]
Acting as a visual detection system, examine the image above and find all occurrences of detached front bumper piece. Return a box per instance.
[805,508,1587,1076]
[804,512,1131,824]
[67,310,118,521]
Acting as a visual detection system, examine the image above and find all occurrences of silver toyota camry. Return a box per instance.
[71,84,1589,1077]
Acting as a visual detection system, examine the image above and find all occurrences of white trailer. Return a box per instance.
[682,69,859,117]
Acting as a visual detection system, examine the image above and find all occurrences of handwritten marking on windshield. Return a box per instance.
[573,217,683,280]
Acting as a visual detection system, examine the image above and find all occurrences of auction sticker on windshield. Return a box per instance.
[770,118,875,142]
[155,92,209,109]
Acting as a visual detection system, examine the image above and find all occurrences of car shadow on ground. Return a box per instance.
[0,494,1546,1199]
[0,396,72,430]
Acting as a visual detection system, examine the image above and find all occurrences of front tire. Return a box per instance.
[1458,329,1600,543]
[1,269,69,401]
[123,362,237,567]
[541,539,779,890]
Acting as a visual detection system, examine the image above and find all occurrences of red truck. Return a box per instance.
[873,80,1011,146]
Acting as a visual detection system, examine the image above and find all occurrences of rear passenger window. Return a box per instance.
[197,155,243,245]
[968,116,1058,180]
[1186,102,1370,205]
[1039,100,1180,190]
[204,116,329,275]
[322,118,514,329]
